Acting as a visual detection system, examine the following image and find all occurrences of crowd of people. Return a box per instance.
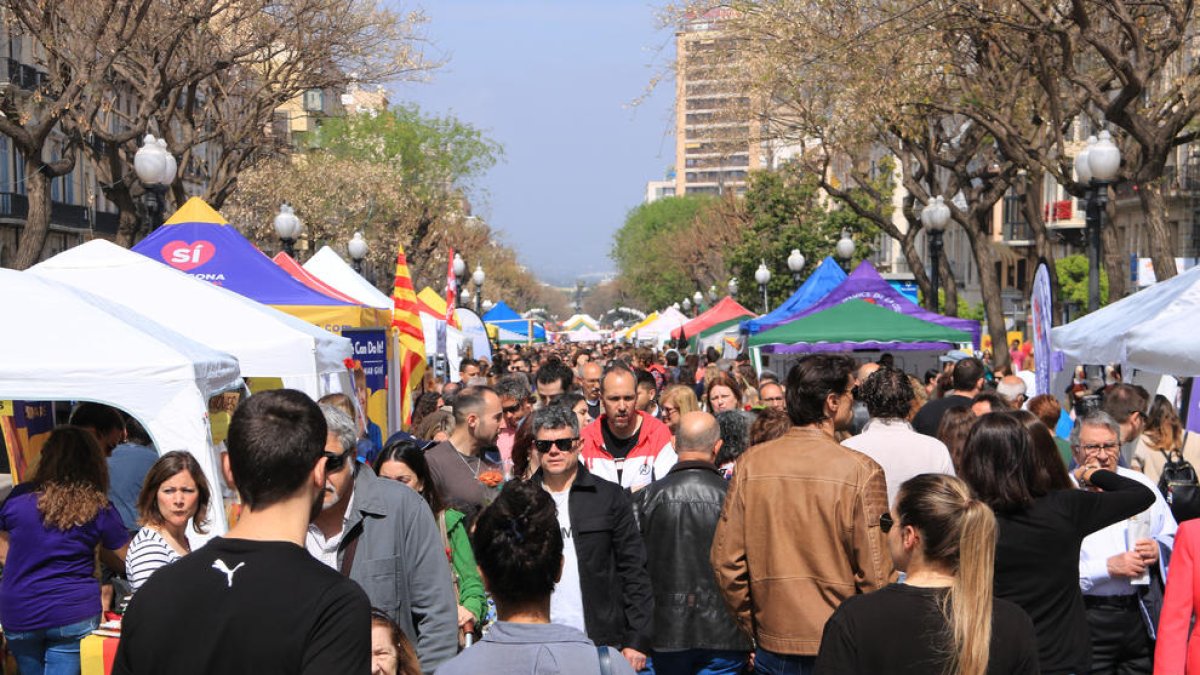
[4,340,1200,674]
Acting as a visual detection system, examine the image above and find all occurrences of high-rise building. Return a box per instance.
[674,8,764,197]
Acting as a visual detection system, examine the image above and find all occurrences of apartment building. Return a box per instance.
[674,8,765,197]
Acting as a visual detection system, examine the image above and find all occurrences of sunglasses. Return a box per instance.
[533,438,579,453]
[879,512,894,534]
[323,448,354,473]
[502,402,524,414]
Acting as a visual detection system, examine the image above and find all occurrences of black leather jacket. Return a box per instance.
[633,460,754,652]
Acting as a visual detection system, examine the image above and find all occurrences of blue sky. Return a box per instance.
[387,1,676,285]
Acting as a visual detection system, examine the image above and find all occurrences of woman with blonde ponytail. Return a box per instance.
[815,474,1038,674]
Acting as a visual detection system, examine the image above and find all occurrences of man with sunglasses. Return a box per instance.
[310,406,458,673]
[495,374,533,475]
[531,405,653,673]
[712,354,892,675]
[1074,411,1175,674]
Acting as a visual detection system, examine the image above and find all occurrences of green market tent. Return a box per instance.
[748,300,971,352]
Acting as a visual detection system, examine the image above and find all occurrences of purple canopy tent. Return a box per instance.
[751,260,981,350]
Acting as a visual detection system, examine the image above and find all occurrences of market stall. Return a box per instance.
[0,270,241,535]
[743,256,847,334]
[672,296,755,340]
[483,301,547,343]
[31,241,351,398]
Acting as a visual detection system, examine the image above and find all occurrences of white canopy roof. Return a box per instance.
[0,269,241,534]
[631,306,688,344]
[31,240,351,397]
[454,308,493,362]
[1052,264,1200,375]
[303,246,393,310]
[564,326,605,343]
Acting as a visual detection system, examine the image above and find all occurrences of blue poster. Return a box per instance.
[1031,263,1054,396]
[347,329,388,392]
[888,280,920,305]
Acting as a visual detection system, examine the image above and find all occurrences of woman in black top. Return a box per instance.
[959,412,1154,674]
[815,474,1038,675]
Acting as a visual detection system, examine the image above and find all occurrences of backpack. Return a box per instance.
[1158,448,1200,523]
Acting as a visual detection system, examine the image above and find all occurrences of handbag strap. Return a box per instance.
[597,646,612,675]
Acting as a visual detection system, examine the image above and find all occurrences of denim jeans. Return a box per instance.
[654,649,749,675]
[754,648,816,675]
[6,615,100,675]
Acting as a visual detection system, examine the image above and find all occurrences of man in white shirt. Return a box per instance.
[1074,411,1176,674]
[842,366,956,508]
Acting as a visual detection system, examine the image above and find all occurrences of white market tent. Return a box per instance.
[31,240,352,397]
[562,314,600,331]
[563,326,605,343]
[0,270,241,534]
[1052,264,1200,376]
[302,245,393,310]
[630,306,688,345]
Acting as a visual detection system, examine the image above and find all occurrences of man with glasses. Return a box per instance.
[712,354,892,674]
[759,381,786,412]
[1074,411,1175,674]
[495,374,533,475]
[531,405,653,673]
[309,406,458,672]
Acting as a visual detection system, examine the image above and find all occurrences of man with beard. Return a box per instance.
[308,406,458,672]
[426,386,505,515]
[115,390,371,675]
[580,363,677,492]
[712,355,892,674]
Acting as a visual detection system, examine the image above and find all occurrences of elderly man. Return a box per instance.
[997,374,1029,409]
[634,412,752,674]
[759,381,786,412]
[580,362,603,420]
[310,406,458,673]
[1074,411,1176,674]
[531,405,653,672]
[842,366,956,507]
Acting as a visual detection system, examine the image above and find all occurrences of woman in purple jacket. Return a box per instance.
[0,426,130,675]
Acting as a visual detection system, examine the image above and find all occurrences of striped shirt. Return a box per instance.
[126,527,182,593]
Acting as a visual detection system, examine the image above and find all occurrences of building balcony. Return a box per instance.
[0,192,94,230]
[0,58,51,92]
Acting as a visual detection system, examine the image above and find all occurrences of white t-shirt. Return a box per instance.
[547,489,587,634]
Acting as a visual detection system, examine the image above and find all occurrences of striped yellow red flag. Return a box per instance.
[391,243,426,429]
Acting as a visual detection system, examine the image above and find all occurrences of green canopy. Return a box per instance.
[748,300,971,350]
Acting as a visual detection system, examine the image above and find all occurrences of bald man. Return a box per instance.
[996,374,1028,409]
[634,412,753,672]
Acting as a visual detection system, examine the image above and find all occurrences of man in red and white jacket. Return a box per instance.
[581,362,677,492]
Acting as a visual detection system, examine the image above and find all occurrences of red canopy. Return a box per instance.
[272,252,363,304]
[672,296,755,339]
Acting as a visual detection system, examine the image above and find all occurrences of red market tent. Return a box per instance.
[671,296,755,339]
[272,252,363,305]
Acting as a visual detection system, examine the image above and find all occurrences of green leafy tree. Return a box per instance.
[611,195,718,309]
[1056,254,1109,315]
[726,165,880,311]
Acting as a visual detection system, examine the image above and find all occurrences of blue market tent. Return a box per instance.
[743,257,848,334]
[483,301,547,342]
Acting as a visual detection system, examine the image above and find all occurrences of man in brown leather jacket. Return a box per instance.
[711,354,893,674]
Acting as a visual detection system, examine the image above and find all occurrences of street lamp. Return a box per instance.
[754,261,771,313]
[708,285,718,303]
[472,264,486,315]
[483,299,494,311]
[452,252,467,306]
[133,134,177,232]
[692,290,704,314]
[836,229,855,272]
[1075,130,1121,312]
[921,196,951,312]
[681,297,692,316]
[348,231,368,274]
[272,203,303,257]
[787,248,806,288]
[728,277,738,298]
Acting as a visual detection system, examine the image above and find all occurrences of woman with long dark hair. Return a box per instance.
[0,426,130,674]
[126,451,211,593]
[373,440,486,641]
[958,412,1154,674]
[436,481,635,674]
[816,474,1038,674]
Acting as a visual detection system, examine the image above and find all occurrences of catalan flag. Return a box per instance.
[391,243,426,429]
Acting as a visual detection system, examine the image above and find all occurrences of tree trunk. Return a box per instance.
[1019,172,1065,325]
[1101,202,1127,300]
[940,251,959,316]
[974,239,1010,372]
[10,159,52,270]
[1136,182,1179,282]
[112,187,142,247]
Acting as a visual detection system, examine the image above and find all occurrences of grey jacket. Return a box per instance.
[338,464,458,674]
[436,622,636,675]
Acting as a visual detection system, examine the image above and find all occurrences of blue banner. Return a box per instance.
[348,329,388,392]
[1031,263,1054,396]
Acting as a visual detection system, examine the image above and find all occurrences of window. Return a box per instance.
[303,89,324,113]
[0,136,10,192]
